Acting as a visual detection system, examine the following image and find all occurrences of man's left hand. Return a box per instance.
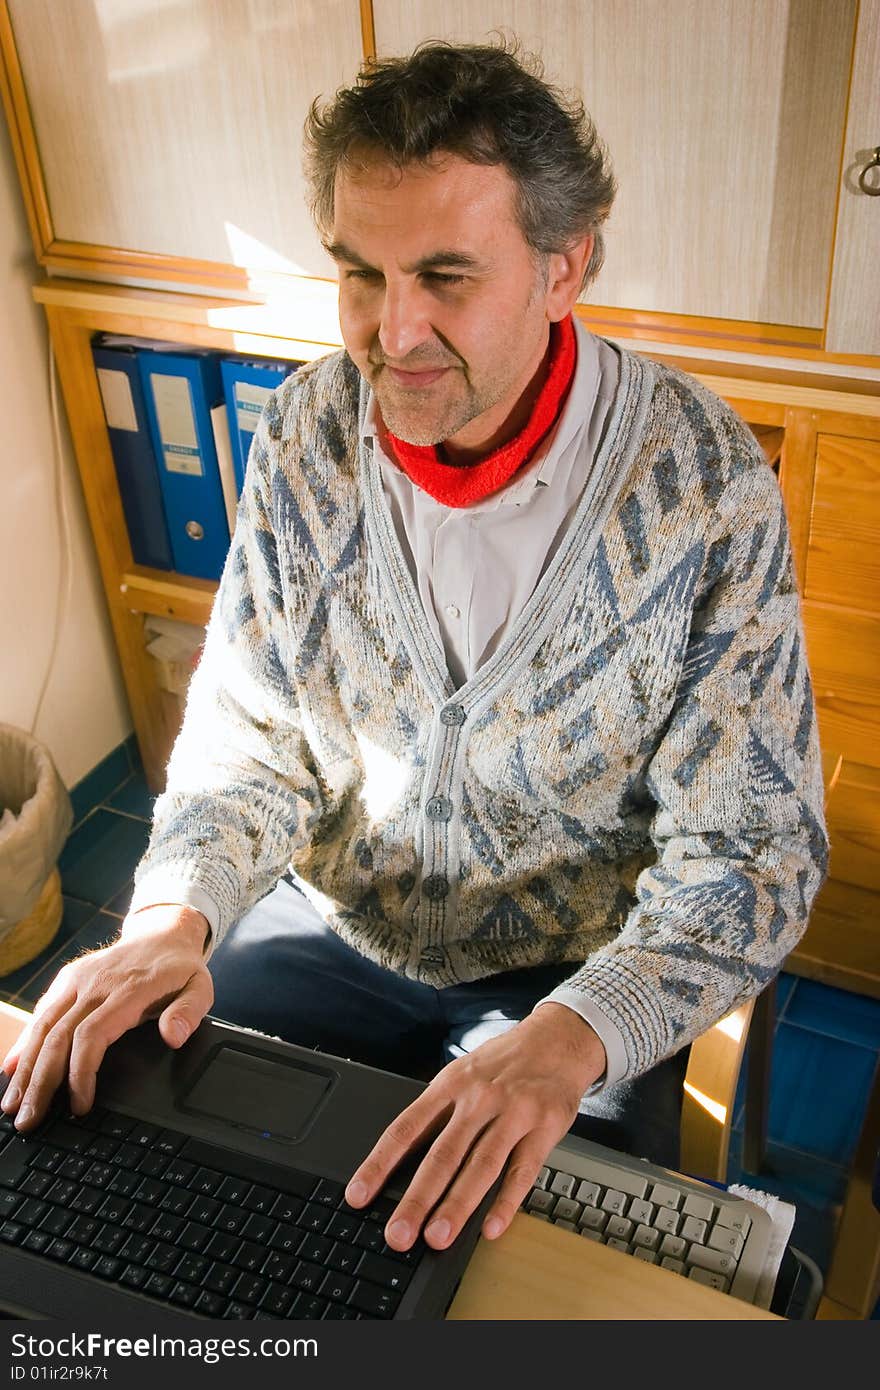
[344,1003,606,1251]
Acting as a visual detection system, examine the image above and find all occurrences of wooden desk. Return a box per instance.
[0,1004,777,1321]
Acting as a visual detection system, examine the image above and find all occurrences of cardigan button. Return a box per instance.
[425,796,452,821]
[420,946,445,966]
[422,874,450,901]
[439,705,465,727]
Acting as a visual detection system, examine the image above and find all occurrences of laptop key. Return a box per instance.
[297,1234,332,1266]
[96,1197,130,1226]
[0,1140,33,1186]
[157,1187,192,1216]
[120,1264,149,1290]
[46,1179,78,1206]
[68,1216,99,1244]
[164,1159,196,1187]
[137,1151,169,1178]
[150,1214,184,1244]
[128,1123,161,1148]
[22,1230,50,1254]
[0,1221,24,1244]
[204,1232,239,1262]
[298,1202,331,1234]
[145,1242,179,1273]
[123,1203,155,1233]
[119,1234,154,1264]
[262,1252,296,1283]
[178,1221,212,1251]
[70,1246,97,1271]
[99,1113,134,1140]
[195,1290,226,1316]
[190,1168,223,1196]
[311,1179,345,1208]
[240,1213,274,1243]
[326,1242,359,1274]
[269,1194,304,1225]
[268,1224,300,1254]
[93,1224,126,1255]
[243,1185,276,1215]
[354,1224,385,1253]
[20,1171,52,1198]
[260,1283,294,1316]
[204,1263,238,1295]
[290,1294,327,1320]
[222,1300,254,1320]
[46,1238,73,1262]
[232,1241,265,1273]
[94,1255,122,1280]
[108,1170,140,1197]
[154,1130,186,1156]
[175,1253,209,1284]
[320,1271,354,1304]
[71,1186,102,1214]
[217,1176,251,1205]
[325,1211,360,1243]
[187,1196,220,1225]
[170,1281,199,1308]
[348,1279,399,1318]
[40,1207,73,1237]
[144,1273,173,1299]
[231,1274,267,1305]
[356,1253,413,1292]
[0,1189,21,1219]
[290,1260,323,1293]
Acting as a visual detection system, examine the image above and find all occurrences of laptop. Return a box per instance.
[0,1016,496,1321]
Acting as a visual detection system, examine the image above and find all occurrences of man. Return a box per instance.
[2,42,826,1259]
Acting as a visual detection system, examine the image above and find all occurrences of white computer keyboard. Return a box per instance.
[521,1135,774,1305]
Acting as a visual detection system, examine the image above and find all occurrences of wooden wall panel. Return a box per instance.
[373,0,855,328]
[7,0,364,281]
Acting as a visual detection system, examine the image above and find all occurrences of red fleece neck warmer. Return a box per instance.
[382,314,576,508]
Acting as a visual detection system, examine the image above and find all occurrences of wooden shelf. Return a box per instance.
[121,568,216,627]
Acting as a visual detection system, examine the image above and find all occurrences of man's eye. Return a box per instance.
[424,272,465,286]
[345,268,381,282]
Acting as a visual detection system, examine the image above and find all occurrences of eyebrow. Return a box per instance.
[324,241,482,274]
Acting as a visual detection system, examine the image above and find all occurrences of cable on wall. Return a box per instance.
[29,334,74,738]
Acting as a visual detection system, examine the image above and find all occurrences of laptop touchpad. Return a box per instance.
[180,1044,335,1143]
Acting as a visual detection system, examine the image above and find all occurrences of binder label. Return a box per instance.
[96,368,137,432]
[234,380,273,434]
[152,373,204,477]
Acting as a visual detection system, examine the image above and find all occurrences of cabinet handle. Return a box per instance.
[858,147,880,196]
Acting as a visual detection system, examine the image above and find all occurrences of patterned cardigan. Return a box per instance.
[130,343,828,1081]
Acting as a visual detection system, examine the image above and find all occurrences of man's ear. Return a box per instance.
[546,234,594,320]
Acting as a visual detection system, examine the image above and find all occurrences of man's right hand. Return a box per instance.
[0,904,213,1131]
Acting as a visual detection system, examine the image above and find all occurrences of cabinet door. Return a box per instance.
[826,0,880,356]
[5,0,365,283]
[374,0,855,329]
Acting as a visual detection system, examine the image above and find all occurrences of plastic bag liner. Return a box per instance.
[0,723,72,930]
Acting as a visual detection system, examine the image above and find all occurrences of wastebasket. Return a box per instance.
[0,724,73,974]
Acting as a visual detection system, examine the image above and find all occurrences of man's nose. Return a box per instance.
[377,282,433,361]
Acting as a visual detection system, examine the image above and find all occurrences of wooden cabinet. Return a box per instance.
[3,0,879,363]
[34,278,880,997]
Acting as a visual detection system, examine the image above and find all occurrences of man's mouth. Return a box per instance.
[383,365,451,388]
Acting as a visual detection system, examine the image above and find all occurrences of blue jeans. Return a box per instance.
[209,878,688,1169]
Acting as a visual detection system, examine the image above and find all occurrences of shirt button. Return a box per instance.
[444,604,460,620]
[425,796,452,822]
[439,705,466,727]
[422,874,449,901]
[420,946,445,967]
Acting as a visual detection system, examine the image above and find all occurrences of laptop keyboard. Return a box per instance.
[0,1106,426,1319]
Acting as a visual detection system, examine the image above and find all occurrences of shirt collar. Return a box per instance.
[363,321,602,511]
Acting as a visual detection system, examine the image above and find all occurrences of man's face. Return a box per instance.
[328,152,562,458]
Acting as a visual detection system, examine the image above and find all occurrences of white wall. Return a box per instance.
[0,114,130,789]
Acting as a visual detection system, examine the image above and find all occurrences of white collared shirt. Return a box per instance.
[361,323,628,1090]
[363,323,621,688]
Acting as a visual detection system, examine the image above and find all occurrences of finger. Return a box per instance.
[157,967,214,1048]
[383,1110,494,1251]
[2,977,77,1080]
[345,1090,454,1208]
[417,1117,529,1250]
[66,986,172,1117]
[1,982,81,1112]
[11,994,100,1128]
[480,1135,557,1240]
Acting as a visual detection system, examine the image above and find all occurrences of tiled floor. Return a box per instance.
[2,743,879,1318]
